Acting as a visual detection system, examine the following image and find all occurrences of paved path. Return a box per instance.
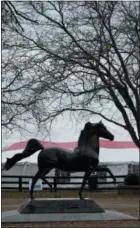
[2,220,140,228]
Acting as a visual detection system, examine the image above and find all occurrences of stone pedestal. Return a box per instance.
[19,198,104,214]
[2,198,137,222]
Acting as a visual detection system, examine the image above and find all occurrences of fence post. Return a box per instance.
[54,176,57,192]
[18,176,22,192]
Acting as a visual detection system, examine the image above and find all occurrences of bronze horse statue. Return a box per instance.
[3,121,114,200]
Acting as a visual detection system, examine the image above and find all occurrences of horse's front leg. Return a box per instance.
[96,166,116,185]
[104,167,116,185]
[79,166,94,200]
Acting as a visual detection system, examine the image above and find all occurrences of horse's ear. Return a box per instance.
[99,120,103,125]
[84,122,92,130]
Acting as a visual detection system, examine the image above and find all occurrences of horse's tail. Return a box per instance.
[2,139,44,171]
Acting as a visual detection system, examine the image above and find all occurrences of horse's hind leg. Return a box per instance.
[41,169,53,192]
[30,169,53,199]
[30,170,41,199]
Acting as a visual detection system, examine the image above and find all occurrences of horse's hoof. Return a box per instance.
[80,197,85,200]
[79,193,84,200]
[50,188,53,193]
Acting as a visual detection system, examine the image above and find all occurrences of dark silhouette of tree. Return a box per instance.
[2,2,140,148]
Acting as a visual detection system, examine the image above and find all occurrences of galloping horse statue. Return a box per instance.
[3,121,114,200]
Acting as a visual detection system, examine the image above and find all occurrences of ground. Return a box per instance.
[2,191,140,228]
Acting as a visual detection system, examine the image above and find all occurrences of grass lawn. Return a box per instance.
[2,189,136,200]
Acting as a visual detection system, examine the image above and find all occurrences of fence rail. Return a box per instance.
[2,175,127,192]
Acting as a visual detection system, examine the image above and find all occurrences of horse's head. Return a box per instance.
[80,121,114,141]
[92,121,114,141]
[78,121,114,152]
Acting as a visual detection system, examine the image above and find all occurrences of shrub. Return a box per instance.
[124,173,139,185]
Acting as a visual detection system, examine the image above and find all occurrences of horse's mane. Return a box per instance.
[77,124,92,151]
[78,130,86,148]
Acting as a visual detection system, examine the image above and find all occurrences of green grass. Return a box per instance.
[1,189,118,199]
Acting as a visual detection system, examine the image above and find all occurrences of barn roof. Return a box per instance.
[2,139,139,164]
[3,139,137,151]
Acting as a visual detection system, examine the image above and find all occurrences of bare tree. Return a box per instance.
[2,1,39,133]
[2,2,140,148]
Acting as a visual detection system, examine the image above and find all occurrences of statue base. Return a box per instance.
[2,198,137,222]
[19,198,104,214]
